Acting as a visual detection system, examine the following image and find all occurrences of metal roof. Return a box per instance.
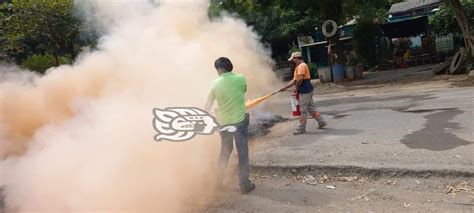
[389,0,442,14]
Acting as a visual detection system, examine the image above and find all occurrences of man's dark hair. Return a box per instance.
[214,57,233,72]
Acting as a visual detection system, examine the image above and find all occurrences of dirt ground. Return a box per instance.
[311,65,474,97]
[204,174,474,213]
[204,173,474,213]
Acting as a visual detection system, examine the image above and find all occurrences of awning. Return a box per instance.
[380,16,428,38]
[299,37,353,48]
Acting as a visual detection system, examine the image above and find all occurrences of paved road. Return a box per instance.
[251,87,474,174]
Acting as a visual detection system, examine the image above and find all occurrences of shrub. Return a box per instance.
[21,54,71,73]
[307,63,318,79]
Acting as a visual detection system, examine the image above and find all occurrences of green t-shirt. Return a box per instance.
[207,72,247,126]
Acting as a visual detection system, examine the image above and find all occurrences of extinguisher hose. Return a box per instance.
[246,89,291,109]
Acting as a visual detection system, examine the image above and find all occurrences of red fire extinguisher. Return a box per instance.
[291,92,301,116]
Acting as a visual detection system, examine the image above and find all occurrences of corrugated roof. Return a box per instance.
[389,0,442,14]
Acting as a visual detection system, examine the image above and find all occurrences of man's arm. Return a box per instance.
[279,80,296,92]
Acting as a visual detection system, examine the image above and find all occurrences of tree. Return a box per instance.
[430,0,474,36]
[348,0,392,67]
[212,0,392,67]
[0,0,96,65]
[212,0,323,41]
[443,0,474,56]
[279,0,391,66]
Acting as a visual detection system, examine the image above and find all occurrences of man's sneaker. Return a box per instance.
[293,129,306,135]
[318,120,328,129]
[241,183,256,195]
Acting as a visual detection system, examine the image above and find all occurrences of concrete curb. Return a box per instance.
[251,164,474,178]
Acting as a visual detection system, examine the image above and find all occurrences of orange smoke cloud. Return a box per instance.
[0,0,278,211]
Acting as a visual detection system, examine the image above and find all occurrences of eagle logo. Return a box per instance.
[152,107,236,142]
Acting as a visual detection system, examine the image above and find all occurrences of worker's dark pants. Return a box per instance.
[217,113,251,188]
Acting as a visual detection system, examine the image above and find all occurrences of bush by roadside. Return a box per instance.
[21,54,71,73]
[308,63,319,79]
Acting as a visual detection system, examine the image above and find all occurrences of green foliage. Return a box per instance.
[429,0,474,36]
[21,54,71,73]
[352,20,377,67]
[257,6,322,40]
[211,0,392,43]
[307,62,318,79]
[349,1,391,68]
[212,0,323,40]
[288,45,300,55]
[208,0,224,18]
[0,0,96,64]
[343,0,391,23]
[211,0,393,68]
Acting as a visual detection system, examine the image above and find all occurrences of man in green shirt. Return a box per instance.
[205,57,255,195]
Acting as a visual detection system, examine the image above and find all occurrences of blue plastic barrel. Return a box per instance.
[332,64,345,82]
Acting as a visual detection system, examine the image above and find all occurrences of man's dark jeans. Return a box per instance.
[217,113,251,188]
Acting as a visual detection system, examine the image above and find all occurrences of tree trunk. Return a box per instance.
[68,41,76,60]
[445,0,474,56]
[53,52,59,66]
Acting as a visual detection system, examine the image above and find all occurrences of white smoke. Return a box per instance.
[0,65,39,85]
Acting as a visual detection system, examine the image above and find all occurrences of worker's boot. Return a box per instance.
[293,129,306,135]
[294,118,307,135]
[293,124,306,135]
[240,182,256,195]
[316,117,327,129]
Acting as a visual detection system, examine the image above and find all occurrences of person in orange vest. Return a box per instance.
[279,52,327,135]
